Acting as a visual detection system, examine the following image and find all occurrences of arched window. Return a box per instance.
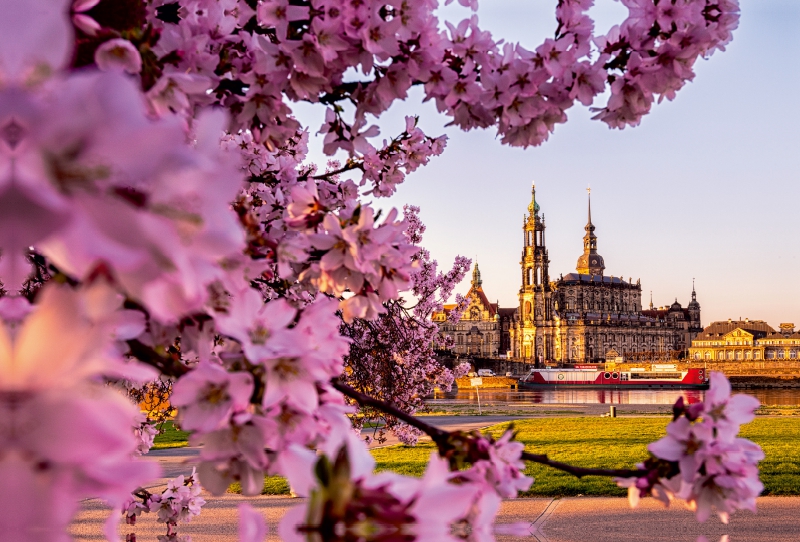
[524,301,531,316]
[717,351,724,360]
[704,351,711,360]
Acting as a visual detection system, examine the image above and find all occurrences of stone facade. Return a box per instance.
[435,184,703,364]
[510,185,702,364]
[433,263,503,357]
[689,321,800,361]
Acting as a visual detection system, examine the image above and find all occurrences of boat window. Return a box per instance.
[629,372,683,379]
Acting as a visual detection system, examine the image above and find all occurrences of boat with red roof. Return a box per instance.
[518,364,708,390]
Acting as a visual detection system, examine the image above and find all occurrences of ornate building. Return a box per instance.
[435,183,703,363]
[433,262,503,356]
[510,185,703,364]
[689,320,800,361]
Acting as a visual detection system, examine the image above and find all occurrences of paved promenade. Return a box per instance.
[70,415,799,541]
[71,494,800,542]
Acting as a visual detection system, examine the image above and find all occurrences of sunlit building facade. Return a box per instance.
[689,321,800,361]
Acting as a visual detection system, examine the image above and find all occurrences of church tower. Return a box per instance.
[576,188,605,276]
[518,182,551,360]
[687,279,701,327]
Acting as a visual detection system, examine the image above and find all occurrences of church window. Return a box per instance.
[535,267,541,286]
[524,301,531,316]
[527,267,533,285]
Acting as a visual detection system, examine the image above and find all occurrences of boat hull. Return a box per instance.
[517,381,708,390]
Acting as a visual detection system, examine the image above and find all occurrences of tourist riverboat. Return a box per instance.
[518,364,708,390]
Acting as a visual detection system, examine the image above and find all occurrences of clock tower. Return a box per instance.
[518,182,551,361]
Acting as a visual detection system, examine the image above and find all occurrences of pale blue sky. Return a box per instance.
[299,1,800,327]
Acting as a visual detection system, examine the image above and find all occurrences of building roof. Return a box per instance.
[695,320,775,340]
[560,273,629,285]
[468,286,497,317]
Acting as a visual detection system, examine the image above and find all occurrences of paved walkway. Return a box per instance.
[71,495,800,542]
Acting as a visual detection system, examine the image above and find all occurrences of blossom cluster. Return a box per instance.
[124,469,206,538]
[617,372,764,523]
[0,284,159,541]
[276,424,533,542]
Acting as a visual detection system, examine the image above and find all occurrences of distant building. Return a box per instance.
[433,263,502,356]
[689,320,800,361]
[510,185,702,363]
[435,183,703,363]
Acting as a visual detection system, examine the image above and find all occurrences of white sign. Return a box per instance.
[470,377,483,387]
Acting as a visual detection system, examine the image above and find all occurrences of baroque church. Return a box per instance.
[435,184,703,364]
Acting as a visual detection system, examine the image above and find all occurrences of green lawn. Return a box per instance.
[239,417,800,496]
[152,421,190,449]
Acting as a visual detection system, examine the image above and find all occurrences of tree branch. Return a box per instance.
[333,379,649,479]
[331,379,449,445]
[520,451,647,479]
[127,339,189,378]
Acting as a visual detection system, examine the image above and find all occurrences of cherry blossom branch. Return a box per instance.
[127,339,189,378]
[331,378,450,445]
[332,379,647,479]
[310,160,363,180]
[520,451,647,479]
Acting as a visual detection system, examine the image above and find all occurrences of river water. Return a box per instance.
[430,388,800,406]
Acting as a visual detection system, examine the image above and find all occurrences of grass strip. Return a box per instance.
[151,420,190,449]
[235,417,800,496]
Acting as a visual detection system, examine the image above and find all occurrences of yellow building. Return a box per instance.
[689,321,800,361]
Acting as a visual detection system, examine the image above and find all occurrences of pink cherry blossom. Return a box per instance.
[94,39,143,74]
[171,361,255,433]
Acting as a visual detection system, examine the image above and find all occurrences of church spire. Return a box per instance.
[692,278,697,302]
[576,187,605,275]
[587,186,593,225]
[471,260,482,288]
[527,181,540,216]
[650,291,653,310]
